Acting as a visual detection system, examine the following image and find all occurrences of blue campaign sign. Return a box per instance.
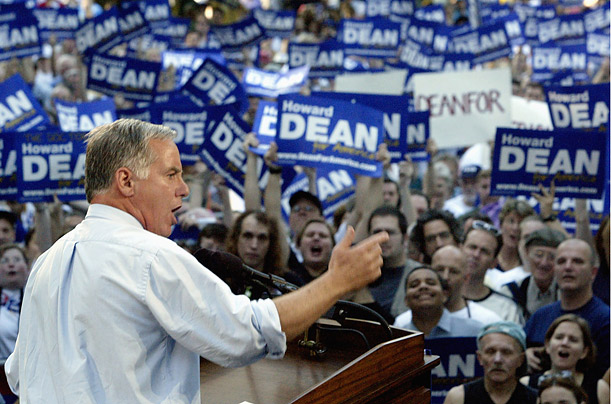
[151,101,227,166]
[425,337,483,404]
[33,8,79,42]
[251,100,277,156]
[200,108,262,198]
[584,4,610,34]
[0,7,41,61]
[134,0,171,32]
[414,4,445,23]
[404,17,453,54]
[389,0,416,16]
[0,133,17,200]
[181,57,248,116]
[493,13,525,47]
[338,17,403,58]
[162,50,225,89]
[531,43,588,84]
[0,74,51,133]
[514,4,557,45]
[241,65,309,98]
[154,17,190,48]
[452,21,511,65]
[480,4,512,24]
[126,33,172,57]
[211,14,264,52]
[86,53,161,102]
[545,83,609,132]
[399,38,472,71]
[275,94,384,177]
[587,32,610,56]
[288,39,346,78]
[316,167,357,220]
[75,8,122,56]
[117,2,150,44]
[16,130,87,203]
[490,127,608,199]
[253,8,295,39]
[311,91,429,163]
[115,105,152,122]
[538,14,586,46]
[55,98,116,133]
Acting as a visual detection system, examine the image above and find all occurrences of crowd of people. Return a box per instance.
[0,0,609,403]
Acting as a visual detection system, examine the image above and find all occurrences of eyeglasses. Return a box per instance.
[471,220,501,237]
[537,370,574,387]
[529,248,556,262]
[424,231,452,244]
[291,205,316,214]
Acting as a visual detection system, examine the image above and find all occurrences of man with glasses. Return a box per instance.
[462,221,524,324]
[411,209,462,264]
[499,227,566,320]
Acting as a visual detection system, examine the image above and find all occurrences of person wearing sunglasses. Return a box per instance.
[461,221,524,324]
[520,314,598,404]
[537,372,589,404]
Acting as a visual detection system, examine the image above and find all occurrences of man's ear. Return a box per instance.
[115,167,136,197]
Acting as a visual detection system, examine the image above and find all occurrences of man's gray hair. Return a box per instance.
[84,119,176,202]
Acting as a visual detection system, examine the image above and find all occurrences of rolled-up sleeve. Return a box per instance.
[143,245,287,367]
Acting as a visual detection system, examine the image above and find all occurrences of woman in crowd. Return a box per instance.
[537,372,589,404]
[496,199,536,272]
[0,244,30,361]
[521,314,598,404]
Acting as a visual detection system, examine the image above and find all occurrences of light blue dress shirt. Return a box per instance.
[394,308,484,338]
[6,204,286,403]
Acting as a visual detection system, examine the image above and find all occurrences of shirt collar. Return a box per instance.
[86,204,144,230]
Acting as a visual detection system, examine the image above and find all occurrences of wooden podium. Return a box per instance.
[200,318,440,403]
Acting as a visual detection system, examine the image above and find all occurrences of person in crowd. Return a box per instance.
[394,266,483,338]
[524,239,610,380]
[461,220,524,324]
[225,210,287,283]
[197,222,229,252]
[0,244,30,360]
[521,314,598,404]
[475,169,504,227]
[598,369,610,404]
[444,321,538,404]
[431,245,502,324]
[443,164,480,218]
[593,215,609,305]
[5,119,389,402]
[410,209,461,264]
[0,212,17,247]
[538,373,589,404]
[382,177,401,208]
[496,199,536,273]
[501,227,566,320]
[488,215,547,288]
[284,218,335,286]
[366,206,419,321]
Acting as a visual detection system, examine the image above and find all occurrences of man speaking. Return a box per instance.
[5,119,388,403]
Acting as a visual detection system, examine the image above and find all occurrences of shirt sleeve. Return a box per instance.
[143,244,286,367]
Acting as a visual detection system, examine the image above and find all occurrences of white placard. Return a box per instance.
[413,68,512,148]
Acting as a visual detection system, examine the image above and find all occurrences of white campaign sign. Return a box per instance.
[510,96,553,131]
[413,68,512,148]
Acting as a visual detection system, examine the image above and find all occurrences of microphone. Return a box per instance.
[193,248,299,294]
